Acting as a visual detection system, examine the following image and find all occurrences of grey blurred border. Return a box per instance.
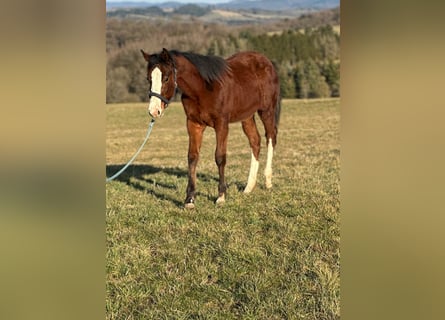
[2,0,445,319]
[341,0,445,319]
[0,1,105,319]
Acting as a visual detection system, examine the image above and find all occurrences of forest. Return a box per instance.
[106,6,340,103]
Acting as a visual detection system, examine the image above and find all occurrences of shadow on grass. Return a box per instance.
[106,164,228,208]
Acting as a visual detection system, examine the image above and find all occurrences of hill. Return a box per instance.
[107,2,340,25]
[218,0,339,11]
[106,0,340,12]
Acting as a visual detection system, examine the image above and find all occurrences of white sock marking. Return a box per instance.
[264,138,273,189]
[244,151,259,193]
[148,67,162,117]
[216,193,225,205]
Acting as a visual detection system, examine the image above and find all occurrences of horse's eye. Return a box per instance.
[163,76,169,83]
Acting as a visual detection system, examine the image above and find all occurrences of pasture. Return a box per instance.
[106,98,340,319]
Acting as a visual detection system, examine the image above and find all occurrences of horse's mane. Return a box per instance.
[170,50,229,85]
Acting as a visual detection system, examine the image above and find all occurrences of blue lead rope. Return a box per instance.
[106,118,156,183]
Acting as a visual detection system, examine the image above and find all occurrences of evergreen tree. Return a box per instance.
[277,63,297,98]
[294,59,331,99]
[320,60,340,97]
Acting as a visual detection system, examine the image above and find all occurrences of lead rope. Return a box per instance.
[106,118,156,182]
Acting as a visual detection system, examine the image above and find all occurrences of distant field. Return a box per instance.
[106,99,340,319]
[190,9,300,24]
[291,24,340,35]
[213,9,244,18]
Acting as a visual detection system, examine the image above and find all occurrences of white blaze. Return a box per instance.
[148,67,163,117]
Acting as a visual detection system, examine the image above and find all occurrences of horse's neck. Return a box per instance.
[173,54,205,97]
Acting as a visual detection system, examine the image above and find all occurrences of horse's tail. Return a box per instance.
[275,96,282,129]
[271,60,282,130]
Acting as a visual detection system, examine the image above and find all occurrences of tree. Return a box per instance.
[294,59,331,99]
[106,67,140,103]
[320,60,340,97]
[277,63,297,98]
[173,4,210,17]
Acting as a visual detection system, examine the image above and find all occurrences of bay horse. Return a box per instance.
[140,48,281,209]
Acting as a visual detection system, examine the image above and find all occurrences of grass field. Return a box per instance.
[106,99,340,319]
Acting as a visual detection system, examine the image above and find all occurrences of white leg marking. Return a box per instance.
[184,202,195,210]
[148,67,163,117]
[216,193,225,205]
[264,138,273,189]
[244,152,259,193]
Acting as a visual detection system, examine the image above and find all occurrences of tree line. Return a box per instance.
[107,4,212,19]
[106,9,340,103]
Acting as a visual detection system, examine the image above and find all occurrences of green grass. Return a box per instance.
[106,99,340,319]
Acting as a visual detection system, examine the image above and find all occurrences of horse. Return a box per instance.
[140,48,281,209]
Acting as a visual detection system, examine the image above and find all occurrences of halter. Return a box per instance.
[148,67,177,106]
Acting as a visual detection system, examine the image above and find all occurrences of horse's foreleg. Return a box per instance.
[215,122,229,205]
[185,120,205,209]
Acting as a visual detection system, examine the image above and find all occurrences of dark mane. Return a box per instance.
[170,50,229,85]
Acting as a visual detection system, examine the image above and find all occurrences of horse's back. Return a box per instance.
[227,51,276,76]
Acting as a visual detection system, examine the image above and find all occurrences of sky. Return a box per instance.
[106,0,231,3]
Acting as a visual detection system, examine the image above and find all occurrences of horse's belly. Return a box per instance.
[228,101,259,123]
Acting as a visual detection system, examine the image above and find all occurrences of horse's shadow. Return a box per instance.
[106,164,232,208]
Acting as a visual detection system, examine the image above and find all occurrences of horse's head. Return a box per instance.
[141,48,177,118]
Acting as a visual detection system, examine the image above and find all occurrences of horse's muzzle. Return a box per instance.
[148,101,166,118]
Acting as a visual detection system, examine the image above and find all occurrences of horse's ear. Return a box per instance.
[160,48,172,63]
[141,49,150,62]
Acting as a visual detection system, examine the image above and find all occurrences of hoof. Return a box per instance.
[184,198,195,210]
[215,194,225,206]
[243,185,254,193]
[184,202,195,210]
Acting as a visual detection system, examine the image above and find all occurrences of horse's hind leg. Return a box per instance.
[258,109,277,189]
[264,137,274,189]
[214,120,230,205]
[242,116,261,193]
